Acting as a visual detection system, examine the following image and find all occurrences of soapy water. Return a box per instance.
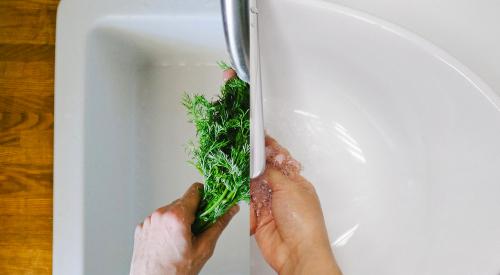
[250,135,302,218]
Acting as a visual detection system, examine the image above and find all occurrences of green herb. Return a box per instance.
[183,63,250,234]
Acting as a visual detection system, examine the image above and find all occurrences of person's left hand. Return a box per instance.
[130,183,240,275]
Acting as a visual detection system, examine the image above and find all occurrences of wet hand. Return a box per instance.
[250,137,342,275]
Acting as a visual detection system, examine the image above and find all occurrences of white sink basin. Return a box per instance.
[55,1,248,274]
[252,0,500,274]
[56,0,500,274]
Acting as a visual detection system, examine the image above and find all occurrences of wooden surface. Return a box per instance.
[0,0,58,274]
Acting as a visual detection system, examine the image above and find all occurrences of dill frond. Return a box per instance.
[183,66,250,234]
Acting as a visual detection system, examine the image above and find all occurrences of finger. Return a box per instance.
[142,214,152,228]
[194,205,239,255]
[263,167,290,192]
[250,201,257,235]
[223,69,236,82]
[265,135,293,161]
[266,166,309,189]
[265,135,286,152]
[265,134,279,147]
[134,223,143,239]
[181,182,203,215]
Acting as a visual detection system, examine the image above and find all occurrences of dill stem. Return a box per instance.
[227,189,237,201]
[200,188,229,217]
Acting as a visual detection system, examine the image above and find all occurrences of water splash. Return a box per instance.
[250,135,302,221]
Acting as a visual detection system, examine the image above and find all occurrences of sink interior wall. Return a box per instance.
[254,0,500,274]
[83,17,249,275]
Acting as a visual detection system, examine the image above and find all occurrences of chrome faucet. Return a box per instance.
[221,0,265,179]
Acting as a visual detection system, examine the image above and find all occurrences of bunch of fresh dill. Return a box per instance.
[182,63,250,234]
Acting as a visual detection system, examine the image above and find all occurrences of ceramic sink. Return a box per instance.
[55,1,248,274]
[56,0,500,274]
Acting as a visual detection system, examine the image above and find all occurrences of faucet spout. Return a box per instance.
[221,0,266,179]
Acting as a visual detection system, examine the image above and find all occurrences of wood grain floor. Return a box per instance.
[0,0,58,274]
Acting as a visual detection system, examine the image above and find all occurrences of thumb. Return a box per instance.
[194,205,240,258]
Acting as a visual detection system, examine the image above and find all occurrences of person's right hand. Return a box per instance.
[250,137,342,275]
